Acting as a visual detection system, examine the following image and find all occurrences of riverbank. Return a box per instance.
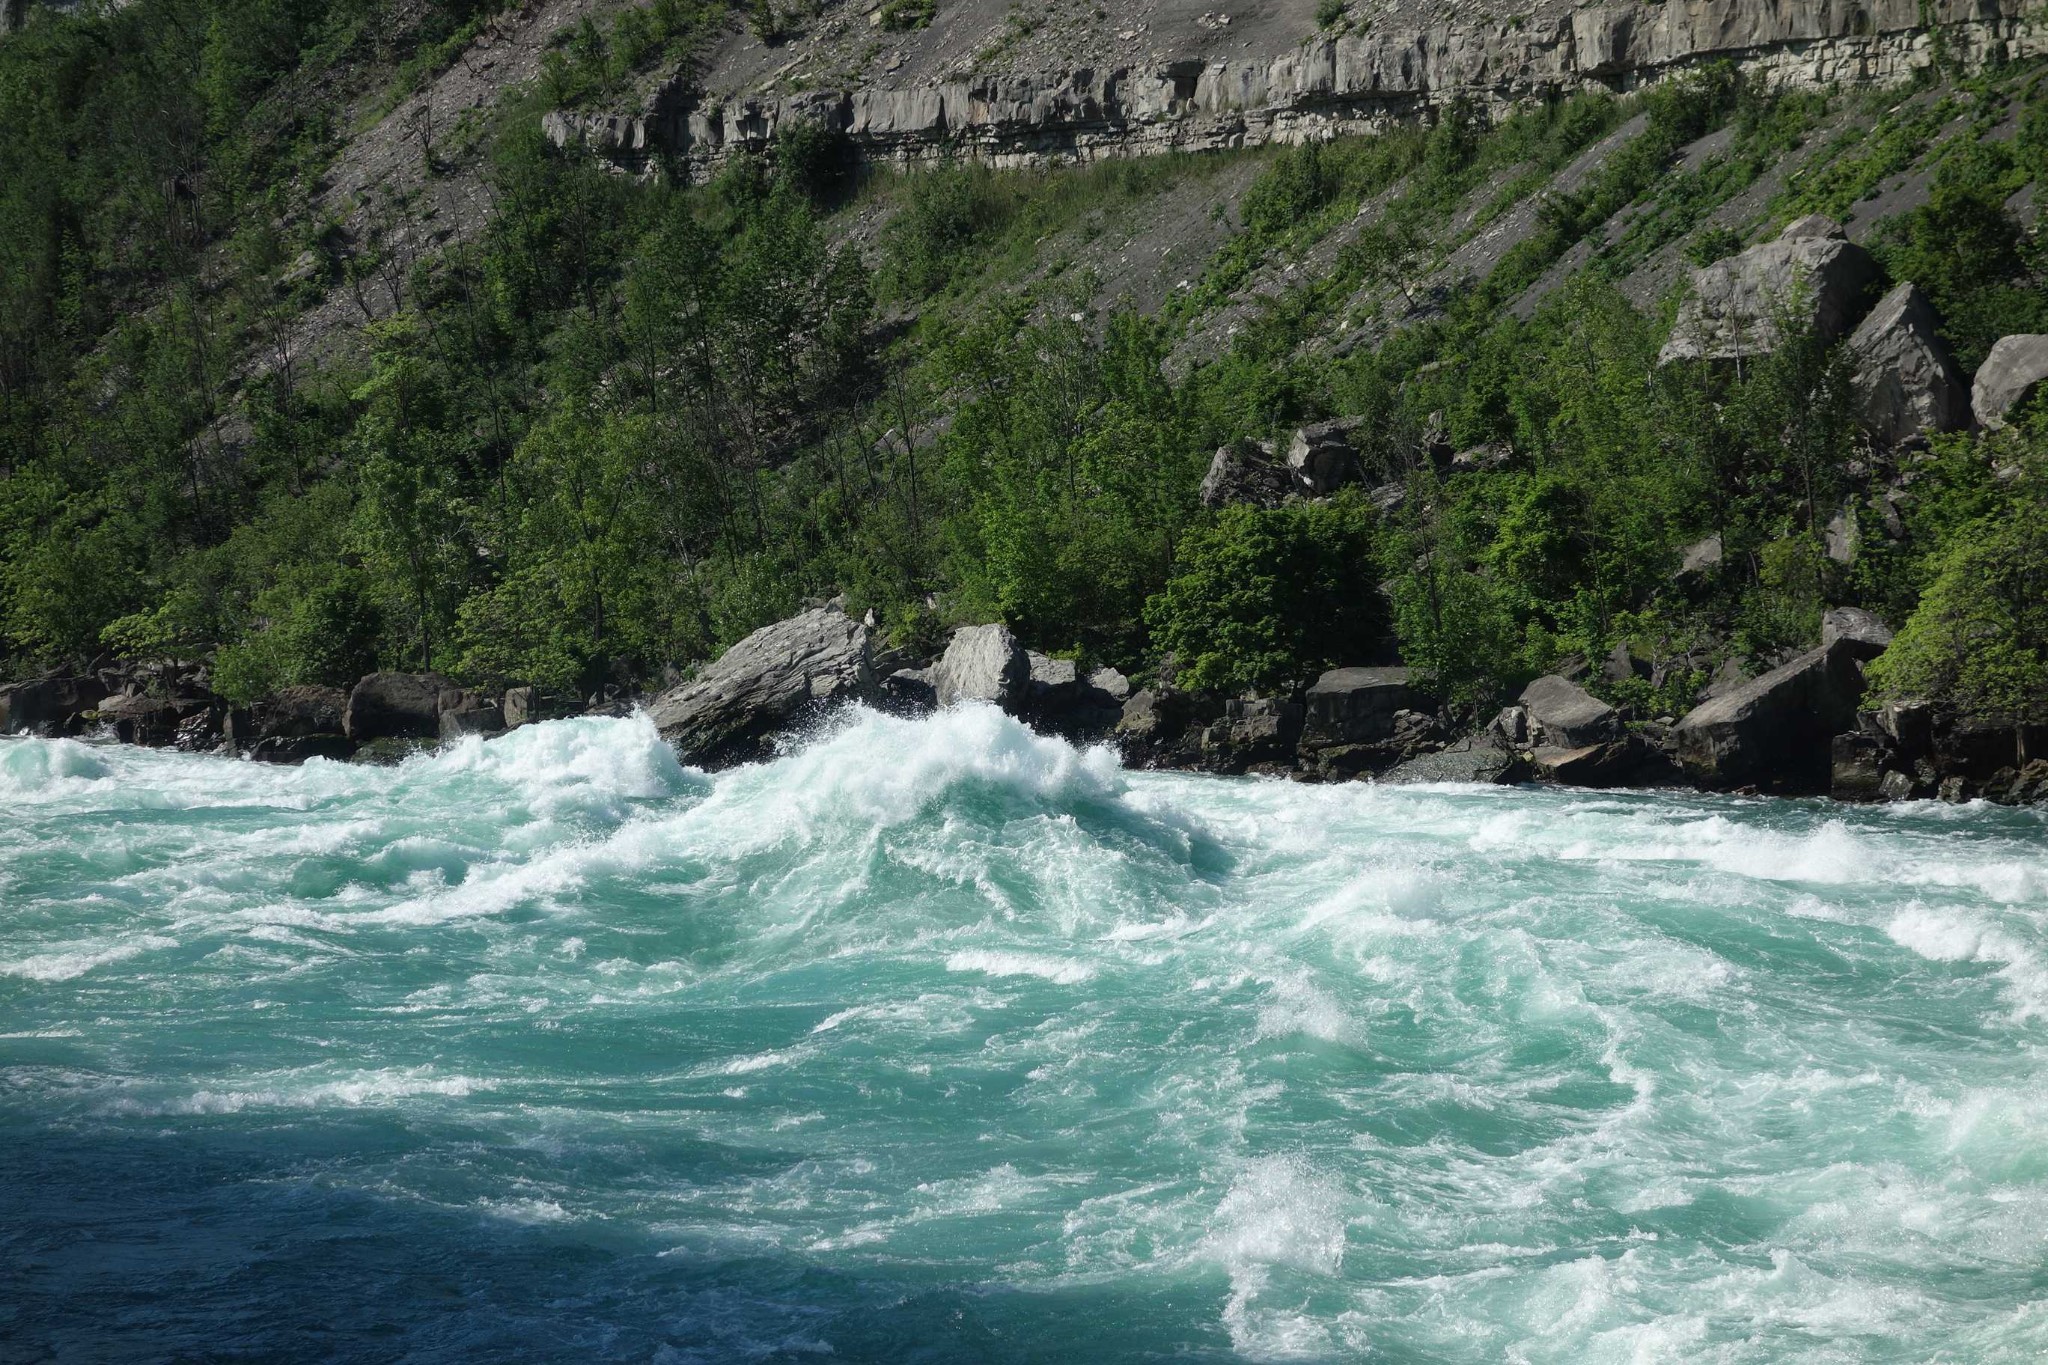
[7,603,2044,806]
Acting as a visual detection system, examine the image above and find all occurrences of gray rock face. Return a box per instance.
[1659,218,1880,364]
[1301,666,1418,748]
[928,623,1029,708]
[1821,606,1893,660]
[1519,675,1621,749]
[343,672,470,743]
[1673,639,1867,790]
[1024,652,1078,709]
[1087,667,1131,703]
[649,607,875,767]
[1846,282,1970,445]
[1972,334,2048,430]
[1286,419,1363,495]
[1678,533,1724,578]
[598,2,2029,183]
[1199,439,1294,509]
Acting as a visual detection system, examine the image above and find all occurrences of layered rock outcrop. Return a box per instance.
[650,605,876,767]
[547,1,2038,179]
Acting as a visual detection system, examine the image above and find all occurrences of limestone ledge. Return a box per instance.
[544,1,2040,177]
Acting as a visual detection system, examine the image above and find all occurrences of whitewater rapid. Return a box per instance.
[4,707,2047,1362]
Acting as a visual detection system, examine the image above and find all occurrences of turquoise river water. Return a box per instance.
[4,706,2048,1362]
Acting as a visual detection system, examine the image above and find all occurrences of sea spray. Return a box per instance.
[4,708,2048,1362]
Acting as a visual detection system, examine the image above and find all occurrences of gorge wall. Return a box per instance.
[546,0,2042,178]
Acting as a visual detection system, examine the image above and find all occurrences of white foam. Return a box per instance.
[944,949,1096,984]
[1887,905,2048,1020]
[1,935,176,981]
[110,1067,493,1115]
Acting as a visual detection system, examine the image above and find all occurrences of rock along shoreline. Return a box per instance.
[8,603,2043,808]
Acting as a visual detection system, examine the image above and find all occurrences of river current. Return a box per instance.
[4,706,2047,1362]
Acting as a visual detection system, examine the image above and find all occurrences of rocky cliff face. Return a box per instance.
[546,0,2039,177]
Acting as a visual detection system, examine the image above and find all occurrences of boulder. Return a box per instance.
[1519,675,1621,749]
[1600,643,1649,684]
[1200,438,1294,509]
[343,672,470,742]
[247,734,356,765]
[1830,731,1889,802]
[227,685,349,745]
[0,674,109,736]
[1284,419,1362,495]
[1820,607,1892,660]
[1300,666,1418,748]
[440,705,505,740]
[1673,639,1867,790]
[1658,217,1879,365]
[1677,533,1723,579]
[1023,652,1079,711]
[1201,697,1302,772]
[929,624,1029,708]
[882,666,938,711]
[503,686,540,730]
[1971,334,2048,430]
[1086,667,1130,703]
[1380,733,1529,785]
[1845,282,1970,446]
[1531,738,1660,789]
[648,606,875,767]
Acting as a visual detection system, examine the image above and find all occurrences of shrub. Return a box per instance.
[1146,495,1385,696]
[1868,471,2048,722]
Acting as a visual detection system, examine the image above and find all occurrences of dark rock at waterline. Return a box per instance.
[247,733,357,764]
[649,606,875,768]
[0,674,110,736]
[1379,733,1529,785]
[1673,639,1868,791]
[1300,667,1418,749]
[343,672,472,742]
[96,690,222,748]
[503,686,540,730]
[1531,735,1678,789]
[440,705,506,740]
[882,666,938,712]
[227,685,349,745]
[1115,687,1221,769]
[1831,731,1889,802]
[1199,697,1304,774]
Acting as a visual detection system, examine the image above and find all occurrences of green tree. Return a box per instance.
[1147,495,1384,696]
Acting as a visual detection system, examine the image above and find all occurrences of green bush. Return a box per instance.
[1146,495,1385,696]
[1867,511,2048,722]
